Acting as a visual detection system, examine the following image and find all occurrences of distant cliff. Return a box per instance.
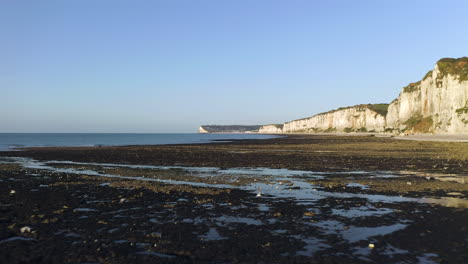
[198,125,261,133]
[282,104,388,133]
[258,124,284,134]
[199,57,468,135]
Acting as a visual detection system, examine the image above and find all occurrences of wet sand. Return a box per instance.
[0,135,467,263]
[393,134,468,143]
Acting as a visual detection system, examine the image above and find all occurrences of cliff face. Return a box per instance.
[198,126,209,133]
[258,124,283,134]
[283,105,387,133]
[387,58,468,134]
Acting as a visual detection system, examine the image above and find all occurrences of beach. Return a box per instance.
[1,135,467,263]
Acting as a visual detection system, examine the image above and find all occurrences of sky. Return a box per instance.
[2,0,468,133]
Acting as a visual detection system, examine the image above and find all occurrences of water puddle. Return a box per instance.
[401,170,468,184]
[292,236,330,256]
[346,182,369,190]
[200,228,227,241]
[213,216,262,226]
[136,251,176,258]
[312,220,407,243]
[73,208,98,212]
[342,223,407,243]
[332,206,394,218]
[0,237,36,244]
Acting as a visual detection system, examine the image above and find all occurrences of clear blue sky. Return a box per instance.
[2,0,467,133]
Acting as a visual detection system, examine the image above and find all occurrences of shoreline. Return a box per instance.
[0,133,282,152]
[255,132,468,143]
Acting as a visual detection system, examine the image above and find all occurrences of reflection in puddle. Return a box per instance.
[136,251,176,258]
[419,197,468,208]
[401,170,468,184]
[200,228,227,241]
[332,206,394,218]
[312,220,407,243]
[291,235,330,256]
[73,208,98,212]
[342,223,407,243]
[346,182,369,190]
[416,253,439,264]
[258,204,270,212]
[0,237,36,244]
[214,216,262,226]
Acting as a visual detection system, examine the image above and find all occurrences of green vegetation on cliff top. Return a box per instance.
[403,57,467,94]
[367,104,389,116]
[403,81,421,93]
[437,57,468,82]
[290,103,389,122]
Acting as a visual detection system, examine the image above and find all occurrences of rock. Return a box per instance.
[447,192,463,196]
[303,211,316,217]
[20,226,32,233]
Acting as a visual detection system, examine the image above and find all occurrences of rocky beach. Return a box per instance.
[1,135,467,263]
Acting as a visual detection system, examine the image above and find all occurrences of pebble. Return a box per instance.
[20,226,32,233]
[303,211,316,217]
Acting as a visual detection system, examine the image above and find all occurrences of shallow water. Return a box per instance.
[4,157,468,209]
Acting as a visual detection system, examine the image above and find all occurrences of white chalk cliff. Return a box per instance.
[198,126,209,133]
[281,105,387,133]
[386,58,468,134]
[200,58,468,135]
[258,124,284,134]
[265,57,468,135]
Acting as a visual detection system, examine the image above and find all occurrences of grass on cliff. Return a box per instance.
[422,70,433,81]
[403,81,421,93]
[437,57,468,82]
[456,100,468,114]
[403,114,434,133]
[368,104,389,116]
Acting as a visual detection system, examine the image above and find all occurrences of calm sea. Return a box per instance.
[0,133,279,151]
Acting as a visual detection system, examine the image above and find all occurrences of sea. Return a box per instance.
[0,133,279,151]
